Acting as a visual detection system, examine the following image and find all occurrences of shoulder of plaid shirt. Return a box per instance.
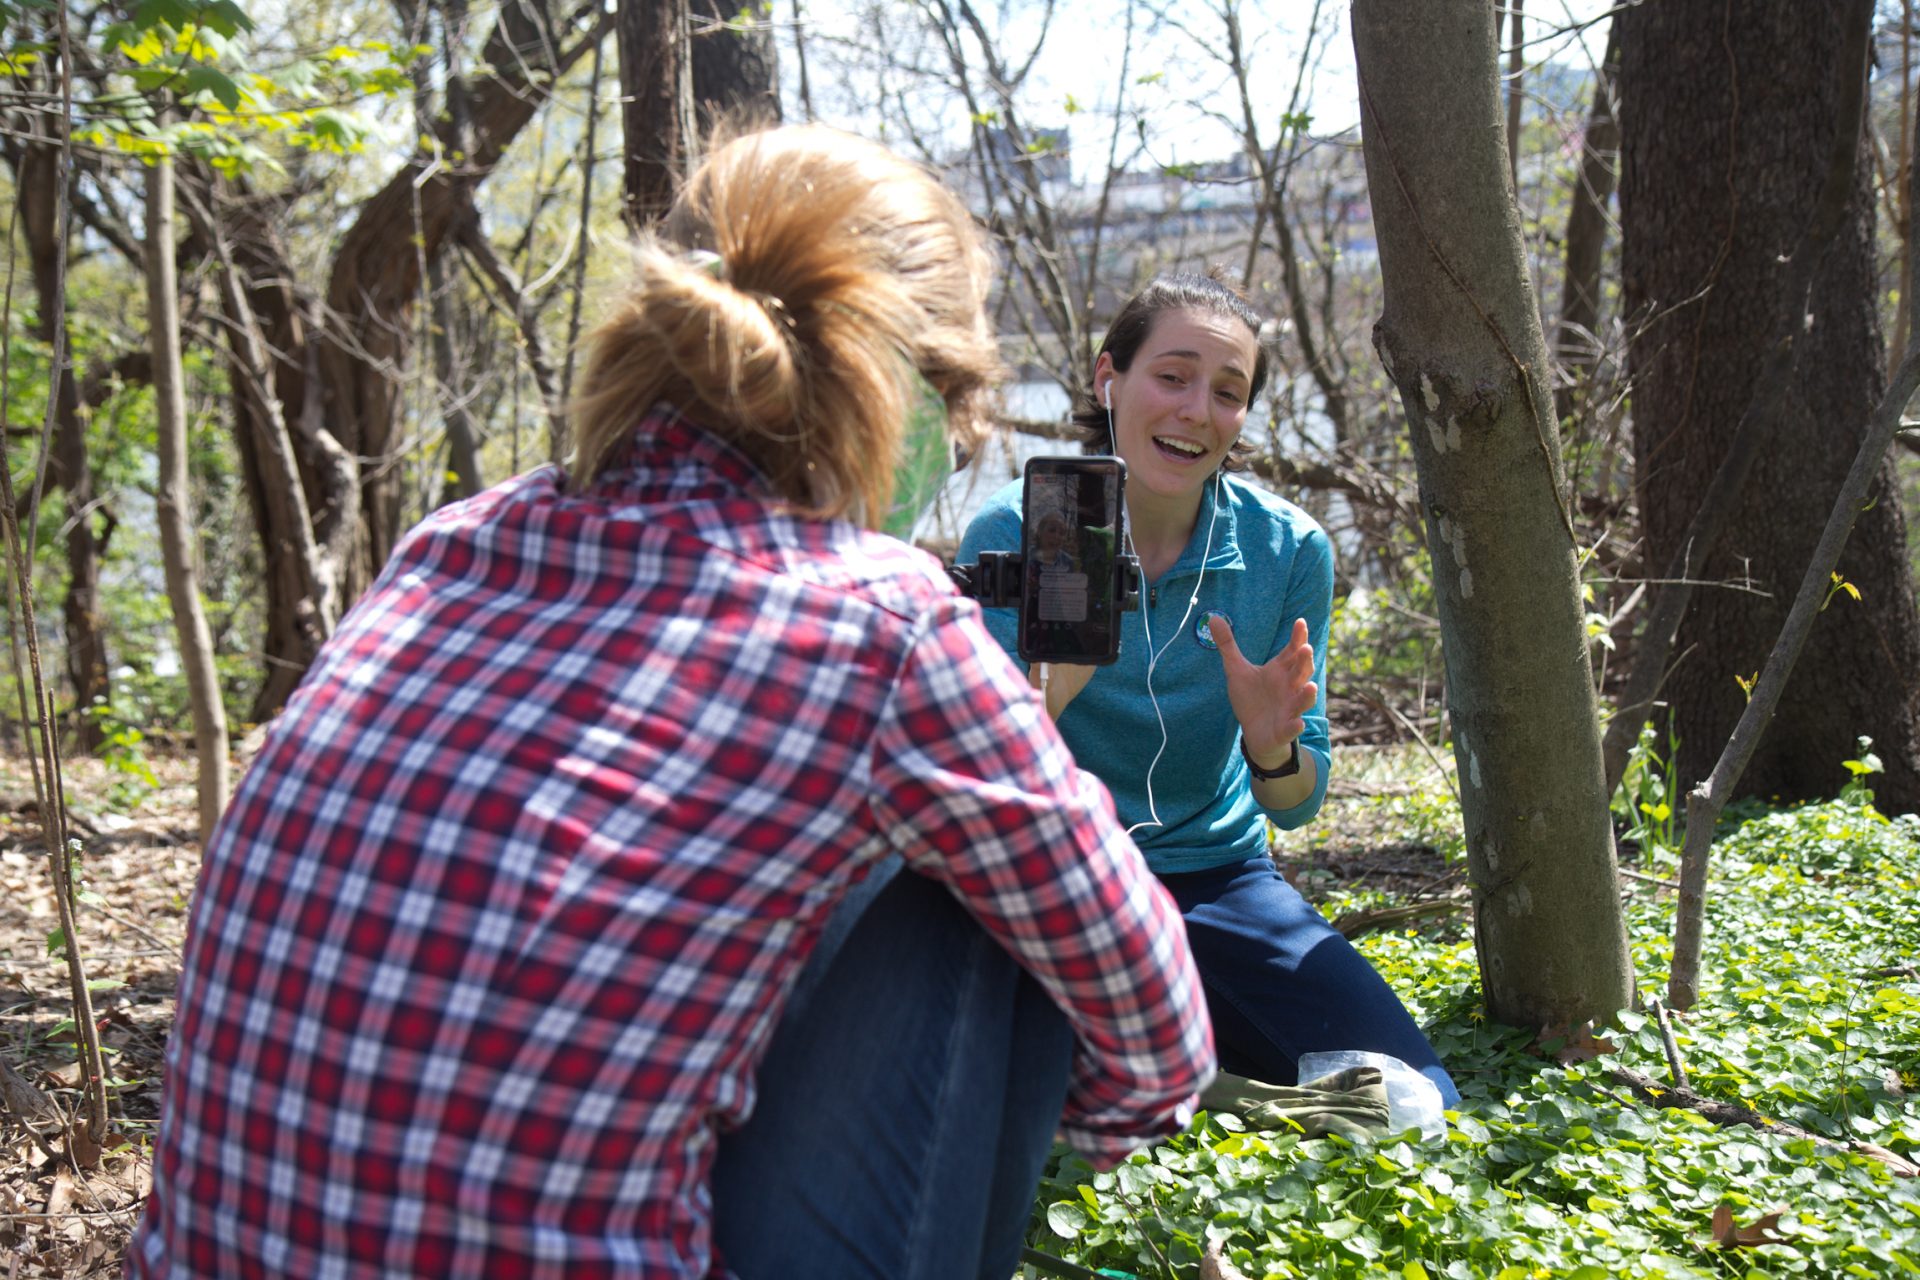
[131,407,1215,1279]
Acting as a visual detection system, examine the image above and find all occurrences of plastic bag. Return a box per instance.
[1296,1050,1448,1142]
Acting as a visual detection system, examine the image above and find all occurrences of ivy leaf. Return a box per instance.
[1045,1200,1089,1238]
[1115,1160,1153,1196]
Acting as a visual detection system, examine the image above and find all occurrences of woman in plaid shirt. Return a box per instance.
[128,126,1213,1280]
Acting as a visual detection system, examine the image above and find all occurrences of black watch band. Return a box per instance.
[1242,737,1300,780]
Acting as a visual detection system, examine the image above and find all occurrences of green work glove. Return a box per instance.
[1198,1064,1393,1141]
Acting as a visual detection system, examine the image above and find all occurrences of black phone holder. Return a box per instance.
[946,551,1142,613]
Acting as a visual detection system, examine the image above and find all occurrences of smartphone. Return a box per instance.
[1017,455,1127,666]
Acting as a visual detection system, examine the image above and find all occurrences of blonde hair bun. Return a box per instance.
[569,126,1000,526]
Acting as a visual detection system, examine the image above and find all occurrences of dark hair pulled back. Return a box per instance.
[1069,270,1275,470]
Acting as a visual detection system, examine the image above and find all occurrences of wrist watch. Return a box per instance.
[1241,737,1301,781]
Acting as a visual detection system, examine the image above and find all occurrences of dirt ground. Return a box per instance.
[0,736,1459,1277]
[0,752,201,1277]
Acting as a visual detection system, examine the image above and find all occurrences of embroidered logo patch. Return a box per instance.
[1195,610,1232,649]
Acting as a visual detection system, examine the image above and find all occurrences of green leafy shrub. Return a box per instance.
[1026,789,1920,1279]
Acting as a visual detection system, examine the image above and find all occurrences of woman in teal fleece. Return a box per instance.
[958,273,1457,1104]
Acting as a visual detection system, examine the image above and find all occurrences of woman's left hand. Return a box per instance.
[1208,615,1316,766]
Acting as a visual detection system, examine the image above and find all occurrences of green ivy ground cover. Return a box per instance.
[1023,793,1920,1279]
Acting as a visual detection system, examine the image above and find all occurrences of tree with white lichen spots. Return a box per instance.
[1350,0,1634,1030]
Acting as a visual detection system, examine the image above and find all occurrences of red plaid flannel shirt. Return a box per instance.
[129,410,1213,1279]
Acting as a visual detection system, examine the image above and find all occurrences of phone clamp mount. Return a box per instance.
[945,551,1143,612]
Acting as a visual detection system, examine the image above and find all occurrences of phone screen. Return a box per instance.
[1017,456,1126,666]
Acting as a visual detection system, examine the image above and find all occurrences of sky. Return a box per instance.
[792,0,1618,174]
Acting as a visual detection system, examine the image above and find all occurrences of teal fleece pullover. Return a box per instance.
[957,470,1333,875]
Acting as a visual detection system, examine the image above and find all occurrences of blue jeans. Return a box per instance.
[1159,856,1460,1107]
[710,859,1073,1280]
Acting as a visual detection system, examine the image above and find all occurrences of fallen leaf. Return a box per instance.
[43,1061,84,1089]
[1711,1205,1786,1248]
[43,1167,89,1242]
[65,1120,102,1171]
[107,1149,153,1202]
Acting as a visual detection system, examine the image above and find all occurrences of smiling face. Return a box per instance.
[1096,307,1260,514]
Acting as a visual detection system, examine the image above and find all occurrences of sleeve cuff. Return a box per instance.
[1057,1092,1204,1170]
[1261,743,1330,830]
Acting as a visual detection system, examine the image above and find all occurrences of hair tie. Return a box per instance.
[685,249,728,281]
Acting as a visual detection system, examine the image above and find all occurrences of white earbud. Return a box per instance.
[1102,382,1111,409]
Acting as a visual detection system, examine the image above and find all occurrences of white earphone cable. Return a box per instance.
[1108,390,1226,839]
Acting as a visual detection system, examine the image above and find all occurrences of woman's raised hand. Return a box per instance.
[1207,615,1316,766]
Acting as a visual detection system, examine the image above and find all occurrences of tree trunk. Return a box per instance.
[690,0,780,133]
[1352,0,1634,1030]
[16,134,106,752]
[146,143,230,841]
[620,0,696,227]
[1618,2,1920,813]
